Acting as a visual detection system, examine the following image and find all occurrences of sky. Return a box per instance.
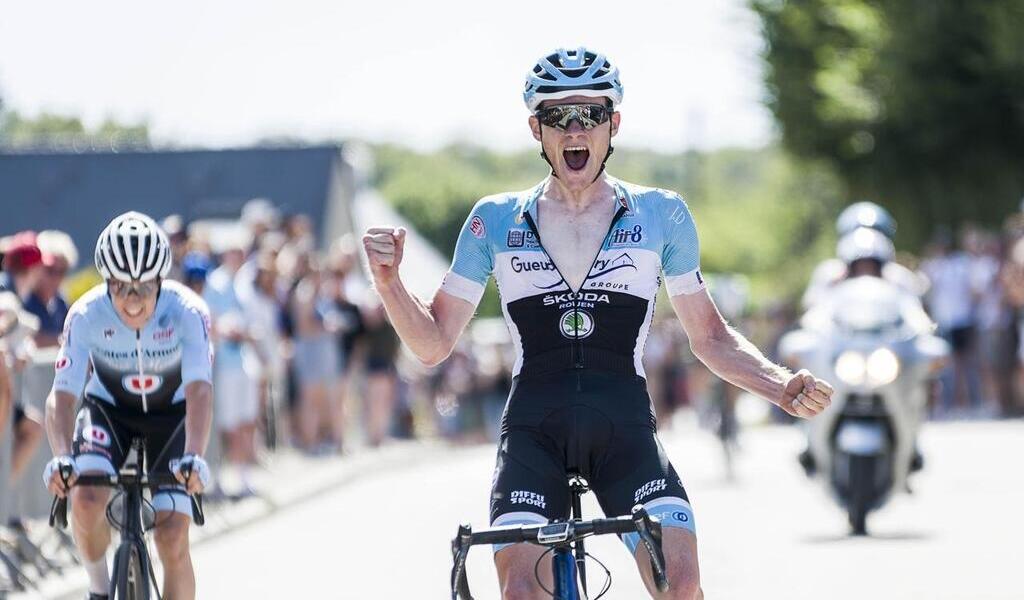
[0,0,776,153]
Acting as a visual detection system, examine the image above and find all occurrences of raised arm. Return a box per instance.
[363,227,478,366]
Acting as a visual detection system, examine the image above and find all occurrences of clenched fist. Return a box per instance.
[362,227,407,285]
[779,369,833,419]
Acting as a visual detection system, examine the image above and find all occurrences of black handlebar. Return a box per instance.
[49,469,205,529]
[450,505,668,599]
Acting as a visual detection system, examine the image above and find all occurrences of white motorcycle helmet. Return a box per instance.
[837,227,895,267]
[94,211,172,282]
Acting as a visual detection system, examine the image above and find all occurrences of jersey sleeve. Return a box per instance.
[52,310,91,397]
[660,193,707,297]
[180,299,214,387]
[440,201,494,306]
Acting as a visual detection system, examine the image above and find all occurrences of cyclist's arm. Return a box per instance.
[671,290,790,405]
[660,192,790,405]
[46,310,91,456]
[374,280,477,367]
[181,303,214,456]
[372,203,492,366]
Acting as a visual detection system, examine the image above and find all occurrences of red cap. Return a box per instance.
[2,231,43,272]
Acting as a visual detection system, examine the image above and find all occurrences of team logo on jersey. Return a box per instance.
[82,425,112,448]
[103,328,115,340]
[122,374,164,395]
[470,216,486,239]
[153,327,174,342]
[589,253,638,279]
[610,225,643,247]
[559,310,594,339]
[506,230,539,248]
[55,357,72,371]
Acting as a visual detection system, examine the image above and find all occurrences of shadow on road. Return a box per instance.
[800,530,934,544]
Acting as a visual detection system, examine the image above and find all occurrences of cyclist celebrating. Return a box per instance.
[42,212,214,600]
[364,47,833,599]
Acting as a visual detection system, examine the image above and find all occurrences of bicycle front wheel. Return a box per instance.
[110,541,150,600]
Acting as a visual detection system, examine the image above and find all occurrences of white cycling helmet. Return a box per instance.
[95,211,172,282]
[524,47,624,112]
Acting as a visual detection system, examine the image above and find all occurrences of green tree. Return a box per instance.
[752,0,1024,246]
[0,110,149,148]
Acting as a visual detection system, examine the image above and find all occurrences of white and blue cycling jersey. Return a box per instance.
[440,178,705,378]
[52,280,214,413]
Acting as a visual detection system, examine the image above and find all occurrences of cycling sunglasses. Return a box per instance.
[108,279,160,298]
[535,103,612,131]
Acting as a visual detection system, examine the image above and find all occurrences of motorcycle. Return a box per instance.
[780,276,948,534]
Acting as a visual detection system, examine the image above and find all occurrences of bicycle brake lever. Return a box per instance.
[49,464,74,529]
[450,523,474,600]
[632,506,669,593]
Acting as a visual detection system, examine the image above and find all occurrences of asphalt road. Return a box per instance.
[191,418,1023,599]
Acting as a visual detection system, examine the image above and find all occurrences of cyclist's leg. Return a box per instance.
[592,426,701,599]
[145,411,195,600]
[70,399,128,592]
[490,429,569,600]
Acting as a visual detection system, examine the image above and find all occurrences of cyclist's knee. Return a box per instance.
[71,485,108,524]
[661,545,701,600]
[153,514,190,567]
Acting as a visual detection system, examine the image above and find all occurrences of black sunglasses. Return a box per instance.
[109,279,160,298]
[535,103,612,131]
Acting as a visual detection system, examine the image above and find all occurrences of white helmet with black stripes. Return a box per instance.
[94,211,172,282]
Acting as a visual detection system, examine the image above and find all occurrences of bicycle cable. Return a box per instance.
[533,546,613,600]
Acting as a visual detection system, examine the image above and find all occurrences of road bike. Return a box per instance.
[49,437,204,600]
[450,474,668,600]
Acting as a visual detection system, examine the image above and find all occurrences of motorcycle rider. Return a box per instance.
[802,202,927,308]
[798,225,930,477]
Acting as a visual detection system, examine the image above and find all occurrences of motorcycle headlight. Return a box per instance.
[834,351,866,386]
[866,348,900,385]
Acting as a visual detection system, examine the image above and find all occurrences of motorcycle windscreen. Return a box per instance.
[835,421,888,456]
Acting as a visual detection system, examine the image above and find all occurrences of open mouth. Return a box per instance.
[563,145,590,171]
[125,305,144,318]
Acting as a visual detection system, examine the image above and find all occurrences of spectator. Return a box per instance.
[24,230,77,348]
[920,228,982,414]
[240,251,287,449]
[290,254,342,452]
[204,232,261,496]
[360,300,401,447]
[182,251,213,296]
[162,214,189,282]
[0,233,46,489]
[0,291,41,485]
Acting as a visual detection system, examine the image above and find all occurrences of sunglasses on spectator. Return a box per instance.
[108,279,160,298]
[535,103,612,131]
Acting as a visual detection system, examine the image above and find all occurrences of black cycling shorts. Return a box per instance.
[71,396,192,517]
[489,369,696,554]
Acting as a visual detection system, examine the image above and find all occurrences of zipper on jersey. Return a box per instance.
[135,330,148,414]
[523,200,628,371]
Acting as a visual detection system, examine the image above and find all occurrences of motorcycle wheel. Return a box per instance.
[847,455,874,536]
